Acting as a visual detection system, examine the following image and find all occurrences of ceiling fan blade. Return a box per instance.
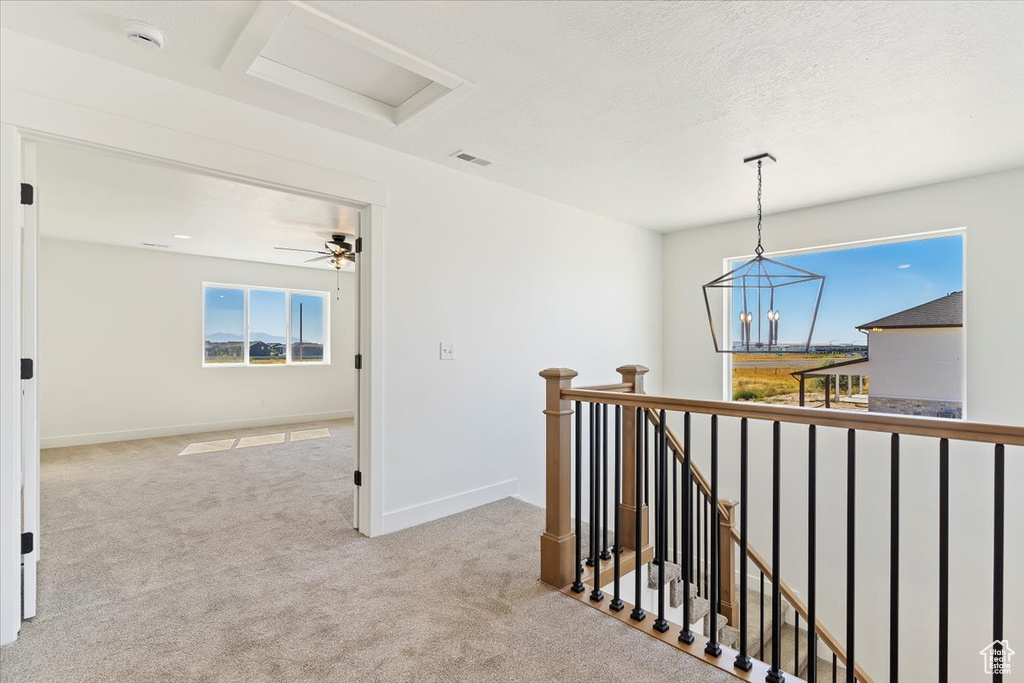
[305,254,333,263]
[344,252,356,262]
[275,246,330,254]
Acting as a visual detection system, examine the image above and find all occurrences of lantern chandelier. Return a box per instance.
[702,154,824,354]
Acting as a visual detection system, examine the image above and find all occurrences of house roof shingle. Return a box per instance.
[857,291,963,330]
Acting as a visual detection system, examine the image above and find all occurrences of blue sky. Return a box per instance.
[204,287,244,340]
[730,234,963,345]
[290,294,324,343]
[250,289,286,338]
[204,288,325,343]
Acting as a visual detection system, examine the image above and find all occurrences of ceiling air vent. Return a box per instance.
[451,150,492,167]
[141,242,170,248]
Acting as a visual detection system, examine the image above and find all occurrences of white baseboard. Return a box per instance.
[381,478,520,535]
[40,410,355,448]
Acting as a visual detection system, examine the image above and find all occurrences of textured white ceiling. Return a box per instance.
[3,1,1022,231]
[36,142,359,269]
[260,15,432,108]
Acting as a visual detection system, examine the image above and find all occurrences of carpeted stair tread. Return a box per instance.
[804,652,847,682]
[669,579,697,609]
[743,584,792,658]
[702,611,740,649]
[719,624,740,649]
[688,593,711,623]
[774,622,811,679]
[647,560,682,588]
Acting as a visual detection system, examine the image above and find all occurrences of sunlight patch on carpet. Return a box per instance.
[236,433,287,448]
[290,428,331,442]
[178,439,237,456]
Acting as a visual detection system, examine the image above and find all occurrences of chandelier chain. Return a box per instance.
[755,159,764,256]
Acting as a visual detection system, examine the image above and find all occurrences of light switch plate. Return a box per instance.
[439,342,455,361]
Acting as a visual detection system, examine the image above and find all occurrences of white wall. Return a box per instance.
[869,327,963,402]
[38,239,355,447]
[0,31,662,532]
[663,169,1024,683]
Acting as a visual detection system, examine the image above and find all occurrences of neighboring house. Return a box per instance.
[248,340,273,358]
[857,291,964,418]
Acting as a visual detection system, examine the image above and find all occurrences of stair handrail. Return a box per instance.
[544,366,1019,683]
[563,388,1024,445]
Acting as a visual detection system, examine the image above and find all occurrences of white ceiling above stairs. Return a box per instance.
[1,0,1021,231]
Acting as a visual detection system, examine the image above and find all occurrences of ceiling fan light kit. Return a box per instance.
[701,153,825,354]
[274,233,356,299]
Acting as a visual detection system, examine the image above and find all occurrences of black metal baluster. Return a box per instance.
[602,404,611,561]
[812,635,819,683]
[704,496,710,599]
[652,413,660,572]
[760,571,766,661]
[706,414,722,656]
[938,438,949,683]
[644,409,649,506]
[590,404,603,602]
[696,485,702,597]
[993,443,1005,683]
[846,429,856,683]
[572,401,585,593]
[808,425,817,683]
[611,406,624,612]
[795,613,800,673]
[653,409,669,633]
[890,434,899,683]
[767,421,784,683]
[631,406,646,622]
[673,453,679,567]
[691,478,696,588]
[587,404,595,568]
[832,652,837,683]
[735,417,752,670]
[680,412,695,645]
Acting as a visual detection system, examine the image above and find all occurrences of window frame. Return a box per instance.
[722,228,966,409]
[202,282,331,367]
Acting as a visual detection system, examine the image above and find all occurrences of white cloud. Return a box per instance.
[897,264,911,269]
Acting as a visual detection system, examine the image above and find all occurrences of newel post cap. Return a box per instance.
[540,367,578,380]
[616,364,649,375]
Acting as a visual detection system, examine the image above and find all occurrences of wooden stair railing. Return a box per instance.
[540,365,1023,683]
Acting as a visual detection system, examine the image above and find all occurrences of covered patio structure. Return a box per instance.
[791,357,871,408]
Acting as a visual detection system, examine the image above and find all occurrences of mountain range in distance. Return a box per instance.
[206,332,300,344]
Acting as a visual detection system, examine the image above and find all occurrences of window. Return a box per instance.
[728,233,964,419]
[203,284,330,366]
[249,289,287,364]
[290,293,325,362]
[204,287,245,364]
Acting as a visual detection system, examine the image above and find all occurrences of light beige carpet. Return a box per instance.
[0,419,729,683]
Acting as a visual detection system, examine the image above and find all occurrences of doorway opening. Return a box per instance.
[2,130,381,640]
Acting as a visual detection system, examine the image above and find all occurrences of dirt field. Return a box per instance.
[731,354,868,411]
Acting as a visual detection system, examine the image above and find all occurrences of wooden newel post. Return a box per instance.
[617,364,649,552]
[539,367,578,588]
[719,500,740,626]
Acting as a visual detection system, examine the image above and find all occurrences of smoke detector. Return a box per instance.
[450,150,492,167]
[124,21,164,49]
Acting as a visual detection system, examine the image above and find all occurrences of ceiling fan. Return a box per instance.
[275,233,356,299]
[275,233,355,271]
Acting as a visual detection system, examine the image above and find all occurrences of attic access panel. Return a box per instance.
[224,1,473,128]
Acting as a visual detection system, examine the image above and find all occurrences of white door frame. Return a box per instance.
[0,123,25,646]
[19,138,38,620]
[0,99,386,644]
